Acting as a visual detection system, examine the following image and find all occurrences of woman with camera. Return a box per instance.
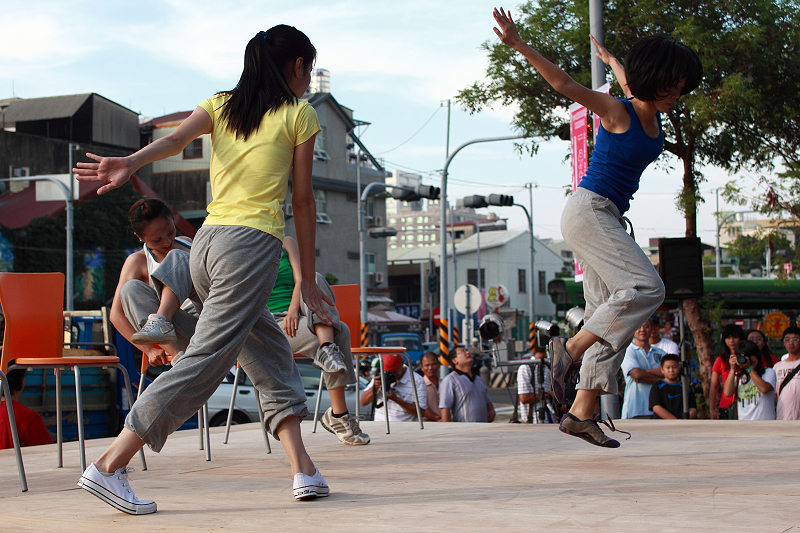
[723,340,777,420]
[709,324,745,419]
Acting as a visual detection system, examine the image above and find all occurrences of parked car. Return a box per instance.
[379,332,425,366]
[206,358,372,426]
[422,341,440,356]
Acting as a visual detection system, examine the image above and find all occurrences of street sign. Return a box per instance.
[764,311,790,340]
[453,284,482,315]
[485,284,509,310]
[432,306,441,327]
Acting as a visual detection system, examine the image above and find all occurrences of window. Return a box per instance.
[538,271,547,294]
[467,268,485,288]
[183,138,203,159]
[389,218,397,224]
[518,269,527,293]
[314,189,327,213]
[347,251,359,260]
[366,252,376,274]
[417,234,424,242]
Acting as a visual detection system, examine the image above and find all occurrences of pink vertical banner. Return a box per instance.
[569,103,587,281]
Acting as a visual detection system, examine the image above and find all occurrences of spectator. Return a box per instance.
[1,369,53,449]
[649,354,696,419]
[723,340,776,420]
[360,353,426,422]
[649,315,679,355]
[775,326,800,420]
[517,348,553,423]
[709,323,744,420]
[440,346,495,422]
[419,352,441,422]
[621,320,664,419]
[747,329,780,368]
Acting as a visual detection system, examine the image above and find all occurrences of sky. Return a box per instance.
[1,0,768,248]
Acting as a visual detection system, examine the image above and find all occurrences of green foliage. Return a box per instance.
[324,273,339,286]
[457,0,800,234]
[726,231,799,275]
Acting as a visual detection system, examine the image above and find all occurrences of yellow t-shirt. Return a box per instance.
[198,94,320,240]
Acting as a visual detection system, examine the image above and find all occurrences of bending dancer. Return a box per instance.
[493,8,702,447]
[74,25,333,514]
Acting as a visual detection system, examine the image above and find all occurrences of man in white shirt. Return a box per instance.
[775,326,800,420]
[621,321,664,419]
[360,353,426,422]
[649,315,678,355]
[517,349,553,423]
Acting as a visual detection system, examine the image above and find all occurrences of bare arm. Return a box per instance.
[280,236,304,337]
[492,8,628,131]
[291,135,333,324]
[359,382,375,406]
[590,34,631,98]
[519,392,539,404]
[723,361,738,398]
[709,370,720,418]
[629,367,664,384]
[487,402,495,423]
[748,369,774,394]
[652,405,677,420]
[74,107,213,195]
[440,408,452,422]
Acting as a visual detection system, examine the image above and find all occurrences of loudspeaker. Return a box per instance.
[658,237,704,299]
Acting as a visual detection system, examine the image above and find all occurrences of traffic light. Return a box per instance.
[463,195,489,209]
[391,184,441,202]
[486,194,514,206]
[427,273,438,292]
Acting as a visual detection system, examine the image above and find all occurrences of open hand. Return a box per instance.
[590,35,615,65]
[300,279,334,326]
[282,308,300,337]
[73,152,134,195]
[493,7,524,48]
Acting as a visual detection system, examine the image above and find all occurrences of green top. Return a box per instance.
[267,248,294,313]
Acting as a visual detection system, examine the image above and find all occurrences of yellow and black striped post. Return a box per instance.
[529,321,536,353]
[438,318,449,366]
[360,322,369,347]
[452,325,460,346]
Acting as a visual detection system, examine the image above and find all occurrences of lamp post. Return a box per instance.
[439,135,525,357]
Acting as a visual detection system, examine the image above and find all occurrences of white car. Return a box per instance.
[206,358,372,426]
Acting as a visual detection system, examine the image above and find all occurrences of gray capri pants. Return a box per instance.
[124,225,309,452]
[273,272,357,390]
[561,188,665,394]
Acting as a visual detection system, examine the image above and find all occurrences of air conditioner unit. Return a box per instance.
[374,272,385,283]
[316,212,332,224]
[313,149,331,161]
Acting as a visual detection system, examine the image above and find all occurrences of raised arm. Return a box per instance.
[493,7,627,128]
[74,107,213,195]
[590,34,631,98]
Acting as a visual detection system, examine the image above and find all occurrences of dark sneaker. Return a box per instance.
[558,413,631,448]
[293,468,330,500]
[78,463,156,515]
[131,314,177,345]
[548,337,574,404]
[314,343,347,375]
[320,407,370,445]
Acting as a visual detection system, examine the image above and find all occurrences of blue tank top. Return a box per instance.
[578,98,663,215]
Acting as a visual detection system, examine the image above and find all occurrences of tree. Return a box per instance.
[457,0,800,402]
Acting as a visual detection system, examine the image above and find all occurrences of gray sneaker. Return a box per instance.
[558,413,631,448]
[78,463,156,515]
[320,407,370,445]
[549,337,575,404]
[131,314,177,345]
[313,343,347,375]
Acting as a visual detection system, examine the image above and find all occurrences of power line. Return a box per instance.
[375,107,441,155]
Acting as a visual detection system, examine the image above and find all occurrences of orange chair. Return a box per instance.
[1,369,27,491]
[310,284,422,434]
[137,350,212,461]
[0,273,142,473]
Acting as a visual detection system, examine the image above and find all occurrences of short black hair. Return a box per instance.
[419,351,439,364]
[5,369,26,393]
[625,35,702,102]
[660,353,680,366]
[738,340,765,376]
[783,326,800,340]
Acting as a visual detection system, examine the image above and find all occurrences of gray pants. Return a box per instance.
[124,226,308,452]
[561,188,665,394]
[275,272,356,390]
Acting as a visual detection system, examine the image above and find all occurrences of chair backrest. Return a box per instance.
[331,284,360,349]
[0,273,65,373]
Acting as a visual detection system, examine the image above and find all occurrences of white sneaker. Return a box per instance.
[78,463,157,515]
[131,314,177,345]
[292,467,329,500]
[313,343,347,375]
[320,407,370,445]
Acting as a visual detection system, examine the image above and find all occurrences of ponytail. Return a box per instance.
[129,198,173,236]
[219,25,316,141]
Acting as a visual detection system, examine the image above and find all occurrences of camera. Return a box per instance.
[372,369,397,410]
[736,352,749,366]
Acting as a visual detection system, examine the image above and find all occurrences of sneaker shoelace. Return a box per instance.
[117,467,136,494]
[345,415,362,435]
[592,414,631,441]
[141,316,164,331]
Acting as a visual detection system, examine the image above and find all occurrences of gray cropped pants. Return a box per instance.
[561,188,665,394]
[123,225,308,452]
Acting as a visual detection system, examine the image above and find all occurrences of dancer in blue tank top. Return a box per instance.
[493,7,702,447]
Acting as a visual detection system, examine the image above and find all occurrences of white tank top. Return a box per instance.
[143,237,191,290]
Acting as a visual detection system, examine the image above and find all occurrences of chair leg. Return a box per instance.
[379,356,391,435]
[312,372,324,433]
[223,365,241,444]
[198,410,204,450]
[354,354,361,419]
[55,369,63,468]
[400,353,424,430]
[74,366,87,472]
[115,364,147,471]
[255,391,271,454]
[1,372,27,492]
[203,403,211,461]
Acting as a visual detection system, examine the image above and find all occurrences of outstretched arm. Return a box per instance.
[493,8,627,129]
[590,34,631,98]
[73,107,213,195]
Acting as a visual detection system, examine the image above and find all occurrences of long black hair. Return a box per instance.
[715,323,745,370]
[219,25,316,141]
[625,35,702,102]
